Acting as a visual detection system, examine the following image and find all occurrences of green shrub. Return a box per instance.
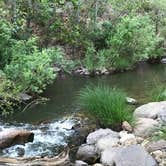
[151,85,166,101]
[83,43,97,72]
[5,48,57,94]
[106,15,163,68]
[0,20,13,68]
[0,71,20,115]
[78,85,133,128]
[4,37,61,94]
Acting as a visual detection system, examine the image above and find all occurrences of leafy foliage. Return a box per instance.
[5,38,59,94]
[0,20,13,68]
[106,15,163,68]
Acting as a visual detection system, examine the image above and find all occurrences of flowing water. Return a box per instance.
[0,63,166,157]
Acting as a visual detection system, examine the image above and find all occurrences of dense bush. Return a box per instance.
[78,85,133,128]
[0,20,13,68]
[4,38,61,94]
[0,70,20,115]
[106,15,163,68]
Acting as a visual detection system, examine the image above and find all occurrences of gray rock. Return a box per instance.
[19,93,32,101]
[75,160,88,166]
[100,147,119,166]
[145,140,166,152]
[93,164,104,166]
[96,135,119,152]
[101,145,157,166]
[87,129,119,144]
[158,107,166,122]
[133,101,166,120]
[126,97,137,105]
[161,57,166,64]
[134,118,159,137]
[76,144,98,164]
[119,133,137,146]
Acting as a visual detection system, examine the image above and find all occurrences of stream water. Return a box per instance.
[0,63,166,157]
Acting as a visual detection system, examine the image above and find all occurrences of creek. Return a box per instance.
[0,63,165,157]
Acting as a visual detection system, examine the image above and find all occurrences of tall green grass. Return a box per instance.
[78,85,133,128]
[151,85,166,102]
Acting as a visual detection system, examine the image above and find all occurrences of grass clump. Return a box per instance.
[153,126,166,141]
[151,85,166,102]
[78,85,133,128]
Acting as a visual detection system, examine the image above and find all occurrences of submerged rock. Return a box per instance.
[101,145,157,166]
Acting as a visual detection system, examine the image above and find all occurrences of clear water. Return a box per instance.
[0,63,165,157]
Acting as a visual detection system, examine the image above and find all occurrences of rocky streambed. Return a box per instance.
[74,101,166,166]
[0,101,166,166]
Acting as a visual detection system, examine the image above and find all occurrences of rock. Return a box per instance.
[136,137,144,144]
[0,129,34,149]
[120,133,137,146]
[126,97,137,105]
[158,108,166,122]
[100,147,119,166]
[145,140,166,152]
[75,160,88,166]
[15,147,25,157]
[133,101,166,120]
[93,164,104,166]
[19,93,32,101]
[101,145,157,166]
[87,129,119,145]
[152,150,163,162]
[76,144,98,164]
[96,135,119,152]
[134,118,159,137]
[122,121,132,132]
[161,57,166,64]
[119,130,128,138]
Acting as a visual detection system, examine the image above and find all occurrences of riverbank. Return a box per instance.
[74,101,166,166]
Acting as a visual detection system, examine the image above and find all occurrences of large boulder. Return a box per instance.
[101,145,157,166]
[86,129,119,145]
[76,144,99,164]
[96,135,119,152]
[133,101,166,120]
[134,118,159,137]
[0,129,34,149]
